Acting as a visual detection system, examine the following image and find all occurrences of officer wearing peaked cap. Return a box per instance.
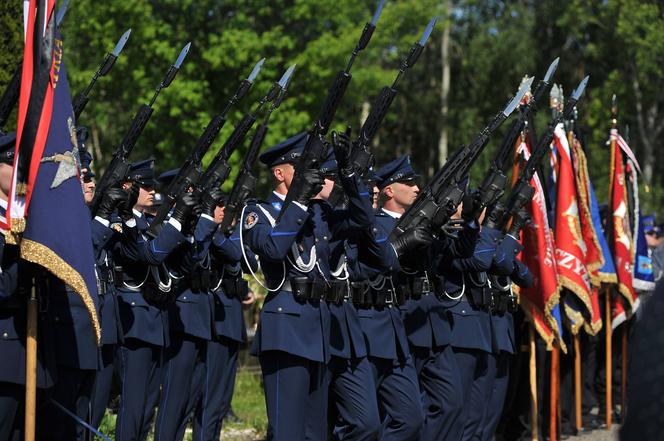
[242,130,381,441]
[374,154,479,440]
[110,158,196,441]
[315,137,384,441]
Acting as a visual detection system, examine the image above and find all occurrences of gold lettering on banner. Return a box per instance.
[52,39,64,88]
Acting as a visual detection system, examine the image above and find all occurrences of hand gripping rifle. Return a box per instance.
[219,66,295,236]
[326,16,437,207]
[275,0,386,222]
[477,58,560,209]
[72,29,132,121]
[90,42,191,216]
[390,77,533,241]
[500,76,589,229]
[144,58,266,236]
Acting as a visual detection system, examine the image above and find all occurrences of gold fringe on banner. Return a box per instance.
[20,239,101,344]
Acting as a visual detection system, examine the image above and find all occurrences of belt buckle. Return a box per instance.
[422,277,431,294]
[385,288,395,305]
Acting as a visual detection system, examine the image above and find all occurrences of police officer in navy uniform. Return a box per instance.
[375,155,480,441]
[436,188,506,441]
[111,159,195,441]
[77,128,137,434]
[318,135,383,441]
[0,132,56,441]
[153,175,224,440]
[242,131,378,441]
[478,207,533,441]
[340,154,425,441]
[192,207,255,441]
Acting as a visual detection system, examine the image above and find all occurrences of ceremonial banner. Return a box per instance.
[12,7,100,342]
[515,135,564,349]
[552,123,593,334]
[570,135,603,334]
[608,129,638,322]
[626,160,655,292]
[589,182,617,283]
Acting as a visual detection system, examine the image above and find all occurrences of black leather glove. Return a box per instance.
[461,189,482,222]
[508,208,530,236]
[332,127,354,177]
[117,184,139,221]
[171,192,198,225]
[201,188,224,217]
[291,168,325,205]
[390,226,433,256]
[484,202,505,230]
[97,187,128,220]
[183,204,202,236]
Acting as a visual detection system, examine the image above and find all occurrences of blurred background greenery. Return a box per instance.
[1,0,662,215]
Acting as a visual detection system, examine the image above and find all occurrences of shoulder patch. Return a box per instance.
[271,201,283,211]
[243,212,260,230]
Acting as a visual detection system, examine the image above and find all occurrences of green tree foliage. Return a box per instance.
[0,0,661,213]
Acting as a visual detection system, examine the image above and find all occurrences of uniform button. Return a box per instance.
[315,238,319,243]
[183,296,187,300]
[131,302,136,306]
[277,307,283,312]
[2,332,7,338]
[461,310,466,314]
[323,235,328,241]
[372,228,378,233]
[297,218,304,225]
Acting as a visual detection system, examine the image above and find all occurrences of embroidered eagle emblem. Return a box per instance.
[40,117,81,189]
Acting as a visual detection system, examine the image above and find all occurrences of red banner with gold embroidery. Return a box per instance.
[552,123,594,335]
[514,134,564,350]
[570,134,603,334]
[608,129,637,320]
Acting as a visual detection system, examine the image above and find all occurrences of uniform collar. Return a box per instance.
[272,190,286,201]
[381,208,402,219]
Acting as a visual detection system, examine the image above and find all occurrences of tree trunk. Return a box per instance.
[438,0,452,168]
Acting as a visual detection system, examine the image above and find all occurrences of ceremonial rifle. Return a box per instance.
[477,58,560,209]
[147,64,295,237]
[90,42,191,216]
[326,16,437,207]
[219,66,295,236]
[0,0,70,130]
[276,0,386,221]
[72,29,132,120]
[390,77,533,241]
[145,58,266,236]
[500,76,589,228]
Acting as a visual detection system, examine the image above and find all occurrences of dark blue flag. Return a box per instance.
[19,30,100,343]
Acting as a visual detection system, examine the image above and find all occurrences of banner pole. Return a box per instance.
[574,333,582,431]
[605,288,612,428]
[25,285,38,441]
[530,325,538,441]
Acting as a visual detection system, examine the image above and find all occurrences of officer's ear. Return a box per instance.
[272,165,286,184]
[382,185,394,199]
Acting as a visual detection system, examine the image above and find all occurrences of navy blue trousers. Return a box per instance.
[114,339,161,441]
[0,381,22,441]
[367,356,424,441]
[39,366,95,441]
[480,353,510,441]
[259,350,328,441]
[412,345,464,441]
[451,348,491,441]
[154,335,205,441]
[89,344,116,430]
[328,356,381,441]
[192,337,239,441]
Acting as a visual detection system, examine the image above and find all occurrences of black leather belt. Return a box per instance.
[282,278,352,303]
